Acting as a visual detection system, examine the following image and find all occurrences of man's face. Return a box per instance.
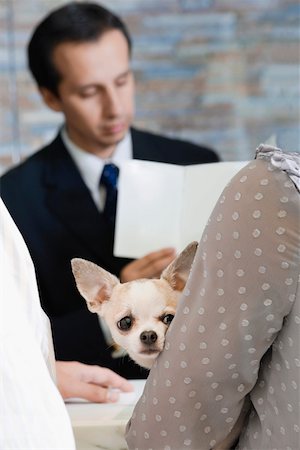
[42,30,135,157]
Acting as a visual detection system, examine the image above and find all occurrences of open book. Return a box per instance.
[114,160,248,258]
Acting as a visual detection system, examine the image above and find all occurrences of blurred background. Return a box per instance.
[1,0,299,170]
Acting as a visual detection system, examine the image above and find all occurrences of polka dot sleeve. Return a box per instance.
[126,149,300,450]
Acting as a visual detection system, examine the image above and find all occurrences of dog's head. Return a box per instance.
[71,241,197,369]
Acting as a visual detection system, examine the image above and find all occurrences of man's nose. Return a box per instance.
[104,87,122,117]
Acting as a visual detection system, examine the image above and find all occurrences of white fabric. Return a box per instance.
[61,126,132,210]
[0,198,75,450]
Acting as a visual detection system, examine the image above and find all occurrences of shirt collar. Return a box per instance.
[61,126,132,194]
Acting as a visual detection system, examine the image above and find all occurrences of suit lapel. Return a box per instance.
[42,135,114,260]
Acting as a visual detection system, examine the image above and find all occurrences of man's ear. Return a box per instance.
[71,258,119,313]
[161,241,198,291]
[39,87,62,112]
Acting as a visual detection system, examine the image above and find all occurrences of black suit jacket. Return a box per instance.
[0,127,218,378]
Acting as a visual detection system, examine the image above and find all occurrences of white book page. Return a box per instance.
[114,160,184,258]
[180,161,248,249]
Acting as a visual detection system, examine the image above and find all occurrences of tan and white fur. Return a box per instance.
[71,241,197,369]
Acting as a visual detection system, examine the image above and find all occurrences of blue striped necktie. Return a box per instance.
[99,163,119,225]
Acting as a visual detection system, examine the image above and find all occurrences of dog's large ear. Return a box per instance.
[161,241,198,291]
[71,258,119,313]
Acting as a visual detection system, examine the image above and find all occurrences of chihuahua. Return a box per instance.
[71,241,197,369]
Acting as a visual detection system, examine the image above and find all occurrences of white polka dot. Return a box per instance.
[266,428,272,436]
[221,407,229,414]
[206,371,214,378]
[238,286,246,294]
[253,210,261,219]
[277,210,287,218]
[179,343,186,351]
[160,430,167,437]
[179,425,186,432]
[244,334,253,341]
[257,397,263,405]
[237,384,245,392]
[232,373,239,379]
[241,319,249,326]
[252,229,261,238]
[200,414,207,421]
[174,410,181,418]
[232,212,240,221]
[276,227,286,235]
[280,196,289,203]
[255,192,263,200]
[240,175,248,183]
[216,251,223,259]
[168,397,176,404]
[211,382,219,389]
[209,440,217,447]
[198,325,205,333]
[201,358,210,364]
[156,414,162,421]
[264,298,272,306]
[198,307,205,315]
[217,269,224,277]
[285,278,294,286]
[248,347,256,354]
[234,250,242,259]
[217,288,224,296]
[180,361,188,368]
[219,322,227,330]
[226,417,233,423]
[260,178,269,185]
[181,324,187,332]
[165,379,172,387]
[184,377,192,384]
[183,306,190,315]
[266,314,274,321]
[188,390,197,398]
[218,306,226,313]
[258,265,267,274]
[184,439,191,446]
[217,214,223,222]
[233,231,239,239]
[164,361,170,368]
[194,402,202,409]
[224,353,233,359]
[221,339,229,346]
[199,342,207,349]
[204,426,211,434]
[240,303,248,311]
[216,232,222,240]
[183,287,190,296]
[235,192,242,200]
[262,283,270,291]
[277,244,286,253]
[254,248,263,256]
[215,395,223,401]
[281,261,289,269]
[229,363,236,370]
[200,287,206,296]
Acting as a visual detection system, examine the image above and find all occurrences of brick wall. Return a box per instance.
[0,0,299,170]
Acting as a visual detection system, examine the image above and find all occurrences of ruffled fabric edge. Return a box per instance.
[255,144,300,193]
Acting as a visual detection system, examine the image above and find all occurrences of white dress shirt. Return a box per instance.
[0,198,75,450]
[61,126,132,210]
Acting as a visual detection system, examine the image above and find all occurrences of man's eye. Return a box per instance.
[162,314,174,325]
[117,316,132,330]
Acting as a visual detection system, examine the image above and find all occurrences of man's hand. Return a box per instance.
[120,247,176,282]
[56,361,133,403]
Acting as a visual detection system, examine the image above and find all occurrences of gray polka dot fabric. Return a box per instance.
[126,146,300,450]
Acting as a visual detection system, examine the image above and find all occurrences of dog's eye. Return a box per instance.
[117,316,132,331]
[162,314,174,325]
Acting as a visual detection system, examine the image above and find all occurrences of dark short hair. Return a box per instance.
[28,2,132,96]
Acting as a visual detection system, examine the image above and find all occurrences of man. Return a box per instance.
[0,2,219,378]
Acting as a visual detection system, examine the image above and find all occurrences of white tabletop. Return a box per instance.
[66,380,145,450]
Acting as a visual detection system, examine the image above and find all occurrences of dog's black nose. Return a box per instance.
[140,330,157,345]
